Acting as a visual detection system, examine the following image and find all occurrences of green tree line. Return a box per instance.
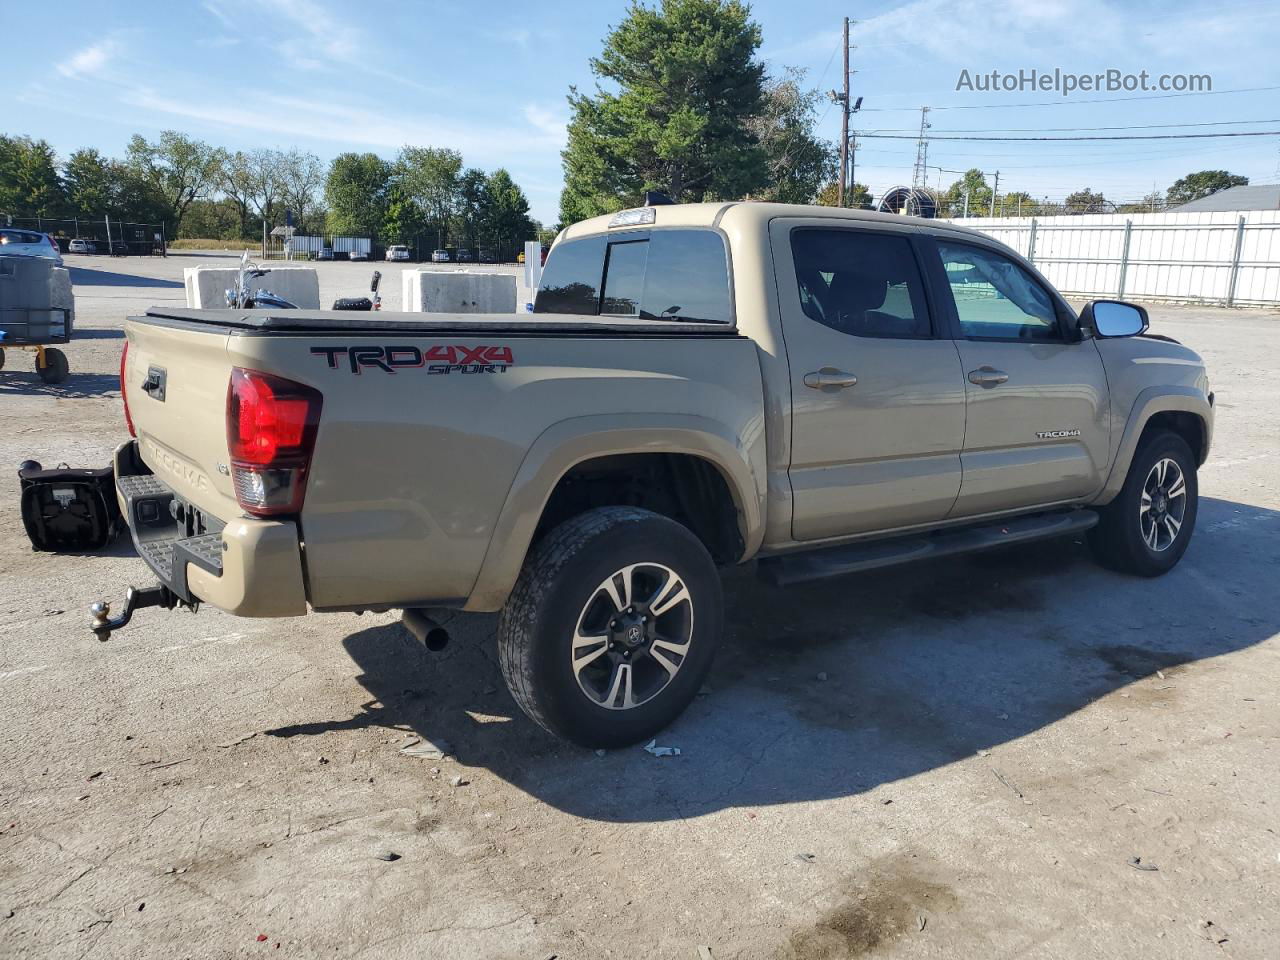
[325,148,537,251]
[923,168,1250,218]
[1,132,540,248]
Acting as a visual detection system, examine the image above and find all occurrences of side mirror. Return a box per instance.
[1081,300,1148,338]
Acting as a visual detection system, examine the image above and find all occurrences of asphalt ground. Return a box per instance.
[1,251,1277,959]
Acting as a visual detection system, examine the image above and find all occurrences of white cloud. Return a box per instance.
[501,28,532,50]
[261,0,361,67]
[202,1,237,30]
[57,38,122,79]
[770,0,1271,75]
[119,86,567,163]
[523,104,568,147]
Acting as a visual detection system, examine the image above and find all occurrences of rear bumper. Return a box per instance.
[114,440,308,617]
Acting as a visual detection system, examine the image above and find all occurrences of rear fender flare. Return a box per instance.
[464,413,767,612]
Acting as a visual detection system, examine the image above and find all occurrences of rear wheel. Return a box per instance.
[36,348,69,384]
[498,507,722,748]
[0,347,6,370]
[1089,430,1198,576]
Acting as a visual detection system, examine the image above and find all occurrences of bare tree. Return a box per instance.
[245,148,285,224]
[279,148,325,234]
[221,151,255,238]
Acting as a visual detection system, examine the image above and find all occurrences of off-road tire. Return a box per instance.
[1089,429,1198,576]
[36,348,69,384]
[497,506,722,748]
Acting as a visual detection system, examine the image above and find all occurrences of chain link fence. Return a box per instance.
[1,214,167,256]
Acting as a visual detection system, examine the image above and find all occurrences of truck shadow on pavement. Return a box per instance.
[67,266,184,288]
[0,372,122,399]
[274,495,1279,822]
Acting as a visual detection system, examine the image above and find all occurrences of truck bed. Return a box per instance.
[123,306,765,614]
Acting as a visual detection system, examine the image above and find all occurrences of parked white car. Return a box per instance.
[348,249,369,262]
[0,229,63,265]
[431,248,450,263]
[385,245,411,262]
[67,238,96,254]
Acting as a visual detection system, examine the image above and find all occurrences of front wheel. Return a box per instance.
[498,507,722,748]
[1089,430,1198,576]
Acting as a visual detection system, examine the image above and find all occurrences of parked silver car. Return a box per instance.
[385,245,411,262]
[1,229,64,265]
[431,248,450,263]
[67,238,96,254]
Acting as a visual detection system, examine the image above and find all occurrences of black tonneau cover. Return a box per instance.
[141,307,740,337]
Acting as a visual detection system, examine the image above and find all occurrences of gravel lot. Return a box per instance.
[2,252,1278,959]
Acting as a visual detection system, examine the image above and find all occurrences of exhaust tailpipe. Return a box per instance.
[402,608,450,651]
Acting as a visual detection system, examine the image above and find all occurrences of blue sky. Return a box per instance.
[7,0,1280,224]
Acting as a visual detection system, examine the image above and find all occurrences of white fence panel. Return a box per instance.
[939,209,1280,307]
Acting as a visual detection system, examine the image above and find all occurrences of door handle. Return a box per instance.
[967,366,1009,387]
[803,368,858,390]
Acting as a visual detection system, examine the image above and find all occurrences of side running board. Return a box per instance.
[757,509,1099,588]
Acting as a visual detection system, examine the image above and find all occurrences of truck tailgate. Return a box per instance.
[124,318,240,519]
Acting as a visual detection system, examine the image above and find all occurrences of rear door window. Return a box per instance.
[790,228,932,338]
[535,229,732,323]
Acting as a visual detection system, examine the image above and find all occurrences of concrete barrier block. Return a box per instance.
[183,265,321,309]
[402,270,517,313]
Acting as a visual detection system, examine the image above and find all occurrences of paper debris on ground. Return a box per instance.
[643,739,681,757]
[401,737,454,761]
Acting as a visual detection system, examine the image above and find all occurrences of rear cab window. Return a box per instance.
[1,230,45,245]
[535,228,733,324]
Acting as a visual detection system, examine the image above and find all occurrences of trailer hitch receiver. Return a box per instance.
[89,585,187,642]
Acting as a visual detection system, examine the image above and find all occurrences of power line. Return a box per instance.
[858,130,1280,142]
[864,118,1280,134]
[854,84,1280,112]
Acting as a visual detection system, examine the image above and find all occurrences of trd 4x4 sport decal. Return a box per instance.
[311,345,515,375]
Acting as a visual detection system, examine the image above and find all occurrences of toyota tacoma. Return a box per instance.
[92,202,1214,747]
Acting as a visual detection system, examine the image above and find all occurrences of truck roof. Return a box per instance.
[559,200,992,242]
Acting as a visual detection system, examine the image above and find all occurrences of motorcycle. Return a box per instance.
[225,251,382,311]
[224,251,295,309]
[332,270,381,312]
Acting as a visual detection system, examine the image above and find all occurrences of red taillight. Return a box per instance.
[226,367,322,516]
[120,342,136,437]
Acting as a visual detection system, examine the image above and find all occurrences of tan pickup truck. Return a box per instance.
[93,202,1213,747]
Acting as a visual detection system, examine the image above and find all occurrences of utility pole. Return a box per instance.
[989,170,1000,217]
[828,18,861,206]
[839,17,849,205]
[911,107,931,191]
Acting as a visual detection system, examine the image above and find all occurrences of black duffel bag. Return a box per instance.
[19,460,123,552]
